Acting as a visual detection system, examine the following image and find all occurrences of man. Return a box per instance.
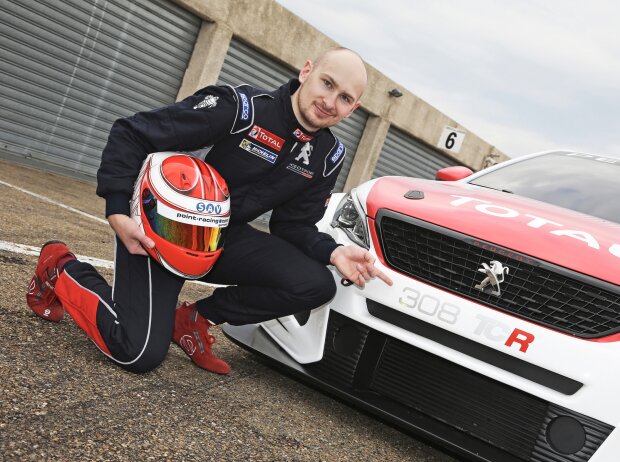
[26,47,392,374]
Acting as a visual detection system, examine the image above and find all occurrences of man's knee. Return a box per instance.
[296,265,337,309]
[315,266,337,306]
[115,341,169,374]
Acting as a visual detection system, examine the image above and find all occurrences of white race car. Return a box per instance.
[224,151,620,462]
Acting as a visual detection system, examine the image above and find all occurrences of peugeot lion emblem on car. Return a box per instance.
[474,260,509,296]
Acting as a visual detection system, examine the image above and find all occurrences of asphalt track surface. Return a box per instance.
[0,159,458,462]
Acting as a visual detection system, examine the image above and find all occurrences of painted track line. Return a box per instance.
[0,179,108,225]
[0,240,113,269]
[0,240,226,288]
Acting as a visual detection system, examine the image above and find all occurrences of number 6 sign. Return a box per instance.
[437,126,466,153]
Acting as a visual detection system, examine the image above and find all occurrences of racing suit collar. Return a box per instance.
[281,79,319,142]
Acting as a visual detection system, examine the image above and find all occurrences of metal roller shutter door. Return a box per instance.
[373,126,457,179]
[0,0,200,178]
[217,39,368,193]
[330,109,367,192]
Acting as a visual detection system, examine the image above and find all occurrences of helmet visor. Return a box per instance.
[142,190,226,252]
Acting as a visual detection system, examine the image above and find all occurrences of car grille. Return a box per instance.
[307,311,613,462]
[378,211,620,338]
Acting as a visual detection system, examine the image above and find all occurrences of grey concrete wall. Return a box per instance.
[172,0,508,177]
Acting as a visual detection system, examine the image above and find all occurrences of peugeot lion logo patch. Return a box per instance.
[295,142,313,165]
[475,260,509,296]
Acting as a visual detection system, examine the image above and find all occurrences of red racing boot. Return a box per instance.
[26,240,76,322]
[173,302,231,374]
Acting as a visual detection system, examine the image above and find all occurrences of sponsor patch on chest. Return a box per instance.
[239,139,278,164]
[293,128,314,143]
[295,142,313,165]
[286,163,314,179]
[248,125,284,151]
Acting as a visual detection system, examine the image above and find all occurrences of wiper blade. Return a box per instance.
[470,182,513,194]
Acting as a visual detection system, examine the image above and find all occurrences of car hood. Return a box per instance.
[365,177,620,286]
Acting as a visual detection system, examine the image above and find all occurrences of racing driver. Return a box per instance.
[26,47,392,374]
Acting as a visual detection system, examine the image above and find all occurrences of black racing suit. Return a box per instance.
[54,79,346,371]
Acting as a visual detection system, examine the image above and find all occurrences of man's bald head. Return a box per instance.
[292,47,367,131]
[313,47,368,100]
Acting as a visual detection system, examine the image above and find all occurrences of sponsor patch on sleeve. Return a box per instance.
[193,95,219,110]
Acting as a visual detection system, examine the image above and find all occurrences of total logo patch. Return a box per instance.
[286,162,314,179]
[293,128,313,143]
[248,125,284,151]
[239,139,278,164]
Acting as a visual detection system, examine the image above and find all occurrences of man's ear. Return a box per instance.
[298,60,313,83]
[345,101,362,118]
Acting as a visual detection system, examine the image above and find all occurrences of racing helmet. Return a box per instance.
[131,152,230,279]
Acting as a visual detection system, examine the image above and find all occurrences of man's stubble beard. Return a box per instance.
[296,88,336,131]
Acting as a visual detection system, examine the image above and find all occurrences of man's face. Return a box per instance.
[293,52,366,132]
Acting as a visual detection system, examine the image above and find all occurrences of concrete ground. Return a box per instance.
[0,158,457,462]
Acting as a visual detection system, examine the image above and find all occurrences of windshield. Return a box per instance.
[469,152,620,224]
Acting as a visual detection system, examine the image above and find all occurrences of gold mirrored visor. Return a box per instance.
[142,190,225,252]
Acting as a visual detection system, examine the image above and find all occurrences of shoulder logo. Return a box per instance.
[239,93,250,120]
[228,85,271,134]
[193,95,218,110]
[330,142,345,164]
[323,140,346,177]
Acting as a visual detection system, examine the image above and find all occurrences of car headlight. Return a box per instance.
[330,191,370,249]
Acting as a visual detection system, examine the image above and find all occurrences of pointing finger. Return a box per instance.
[376,269,393,286]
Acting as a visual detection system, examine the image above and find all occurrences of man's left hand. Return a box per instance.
[329,245,393,288]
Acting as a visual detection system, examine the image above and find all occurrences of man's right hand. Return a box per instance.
[107,214,154,256]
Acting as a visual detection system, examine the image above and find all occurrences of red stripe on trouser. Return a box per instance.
[55,272,111,356]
